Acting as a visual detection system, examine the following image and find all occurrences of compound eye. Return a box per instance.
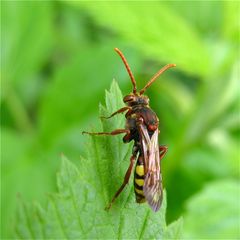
[123,95,135,102]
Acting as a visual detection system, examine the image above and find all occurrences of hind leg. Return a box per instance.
[105,151,137,211]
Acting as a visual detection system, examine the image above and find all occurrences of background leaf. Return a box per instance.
[68,1,211,77]
[1,1,53,103]
[183,180,240,239]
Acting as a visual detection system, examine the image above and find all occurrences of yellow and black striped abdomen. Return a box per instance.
[134,156,146,203]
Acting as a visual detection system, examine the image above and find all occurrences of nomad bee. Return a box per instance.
[83,48,176,212]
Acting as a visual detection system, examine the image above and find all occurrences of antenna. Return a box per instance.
[140,64,176,95]
[114,48,137,94]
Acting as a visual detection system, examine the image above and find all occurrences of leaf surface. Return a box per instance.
[14,81,183,239]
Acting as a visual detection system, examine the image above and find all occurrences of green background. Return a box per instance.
[1,1,239,239]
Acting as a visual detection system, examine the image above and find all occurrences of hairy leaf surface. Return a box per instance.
[14,81,183,239]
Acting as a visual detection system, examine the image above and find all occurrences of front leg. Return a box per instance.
[82,129,130,136]
[159,145,168,160]
[101,106,131,119]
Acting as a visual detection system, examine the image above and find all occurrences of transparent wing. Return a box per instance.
[139,124,163,212]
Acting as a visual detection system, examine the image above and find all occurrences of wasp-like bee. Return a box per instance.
[83,48,176,212]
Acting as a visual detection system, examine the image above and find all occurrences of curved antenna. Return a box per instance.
[114,48,137,94]
[140,64,176,95]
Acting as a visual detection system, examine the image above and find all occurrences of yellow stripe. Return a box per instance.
[136,165,144,176]
[135,178,144,186]
[135,188,144,196]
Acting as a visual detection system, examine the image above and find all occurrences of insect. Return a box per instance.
[83,48,176,212]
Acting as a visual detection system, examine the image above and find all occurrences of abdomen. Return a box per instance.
[134,155,146,203]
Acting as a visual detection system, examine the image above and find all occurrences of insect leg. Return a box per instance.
[100,107,131,119]
[105,152,137,210]
[82,129,130,136]
[159,145,168,160]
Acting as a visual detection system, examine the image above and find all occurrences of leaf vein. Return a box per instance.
[50,198,69,239]
[34,205,46,239]
[22,203,35,239]
[139,209,150,239]
[67,171,85,234]
[92,136,107,202]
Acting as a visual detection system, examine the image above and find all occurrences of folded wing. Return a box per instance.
[139,123,163,212]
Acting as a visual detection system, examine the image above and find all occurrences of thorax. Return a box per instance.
[126,105,159,132]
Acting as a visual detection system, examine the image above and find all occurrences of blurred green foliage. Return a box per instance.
[1,1,239,239]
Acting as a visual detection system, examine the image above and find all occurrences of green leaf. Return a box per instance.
[1,128,58,238]
[183,180,240,239]
[14,81,183,239]
[1,128,29,238]
[164,217,184,239]
[67,1,210,77]
[185,61,238,144]
[163,2,224,36]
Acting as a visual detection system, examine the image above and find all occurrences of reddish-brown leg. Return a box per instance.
[82,129,130,136]
[159,145,168,160]
[105,153,136,210]
[100,107,131,119]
